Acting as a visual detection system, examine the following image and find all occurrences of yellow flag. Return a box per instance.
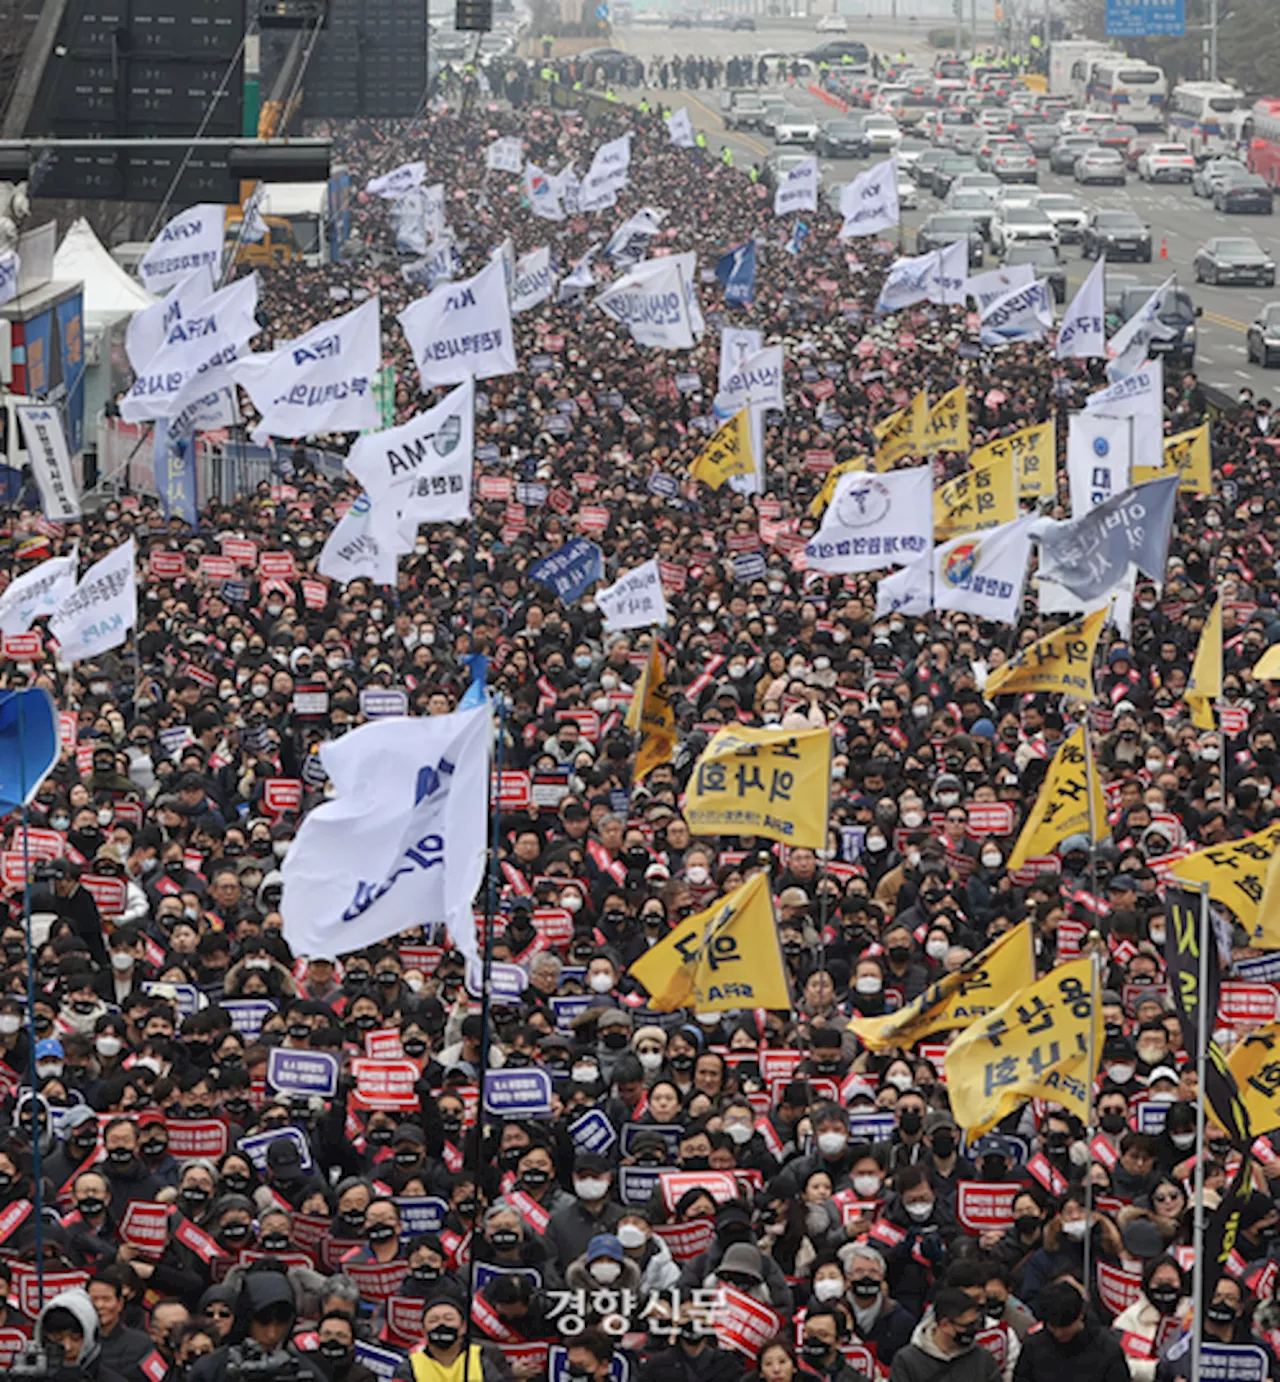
[1256,852,1280,951]
[945,957,1102,1136]
[933,453,1018,540]
[631,642,677,781]
[848,924,1035,1051]
[1186,598,1222,731]
[970,421,1055,499]
[1169,822,1280,939]
[1133,423,1212,494]
[1254,645,1280,682]
[1228,1021,1280,1134]
[627,872,791,1012]
[924,385,971,454]
[809,456,869,517]
[690,409,754,490]
[984,609,1106,702]
[684,723,830,848]
[874,391,928,470]
[1006,725,1106,871]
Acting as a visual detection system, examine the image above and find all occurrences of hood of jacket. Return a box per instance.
[907,1312,973,1363]
[232,1267,297,1343]
[36,1287,102,1367]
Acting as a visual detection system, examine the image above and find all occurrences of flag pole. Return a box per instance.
[1189,879,1212,1382]
[1081,943,1101,1304]
[18,695,44,1300]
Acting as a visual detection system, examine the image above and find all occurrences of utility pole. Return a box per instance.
[1208,0,1218,81]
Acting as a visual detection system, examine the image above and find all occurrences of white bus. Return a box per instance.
[1168,81,1247,159]
[1087,58,1168,129]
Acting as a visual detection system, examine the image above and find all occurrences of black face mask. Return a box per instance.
[801,1340,831,1365]
[395,1150,421,1168]
[428,1325,460,1350]
[887,945,911,964]
[351,1014,378,1032]
[1206,1301,1236,1326]
[1014,1214,1041,1238]
[367,1223,397,1244]
[403,1038,428,1059]
[319,1340,353,1365]
[107,1147,134,1167]
[850,1279,880,1301]
[222,1173,251,1195]
[76,1197,105,1217]
[521,1169,550,1189]
[953,1327,978,1348]
[981,1160,1008,1182]
[441,1118,463,1140]
[682,1156,710,1172]
[368,1127,394,1146]
[224,1098,252,1121]
[1148,1285,1181,1314]
[412,1265,442,1284]
[899,1111,922,1136]
[1100,1112,1127,1135]
[491,1229,520,1250]
[340,1210,366,1233]
[288,1024,310,1041]
[181,1187,210,1209]
[219,1223,250,1245]
[669,1053,695,1073]
[455,1198,477,1218]
[931,1133,956,1159]
[261,1234,290,1252]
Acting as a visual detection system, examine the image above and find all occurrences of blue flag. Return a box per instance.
[529,538,604,604]
[785,221,809,257]
[154,418,198,528]
[715,241,756,305]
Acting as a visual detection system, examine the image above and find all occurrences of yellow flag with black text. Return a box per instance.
[684,723,830,848]
[874,391,928,470]
[1186,598,1221,731]
[933,453,1017,540]
[924,385,971,454]
[970,421,1055,499]
[690,409,754,490]
[809,456,869,517]
[630,641,677,781]
[848,923,1035,1050]
[983,608,1105,701]
[627,871,791,1012]
[1169,821,1280,939]
[1007,725,1106,870]
[1133,423,1212,494]
[1228,1022,1280,1136]
[945,957,1102,1136]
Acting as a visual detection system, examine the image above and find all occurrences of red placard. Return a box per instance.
[302,578,328,611]
[346,1259,408,1301]
[0,853,27,888]
[59,712,77,750]
[164,1119,229,1160]
[965,801,1015,837]
[478,475,513,502]
[577,506,609,534]
[364,1029,405,1061]
[398,945,443,976]
[532,907,573,947]
[201,554,236,580]
[712,1285,780,1363]
[976,1327,1008,1372]
[955,1182,1019,1233]
[172,1214,225,1263]
[11,1265,89,1317]
[498,1344,550,1374]
[1096,1261,1142,1316]
[351,1059,420,1110]
[759,1049,804,1083]
[652,1218,715,1263]
[222,537,258,567]
[387,1295,427,1346]
[658,1171,738,1213]
[10,827,62,861]
[262,778,303,816]
[0,1328,29,1367]
[803,448,836,474]
[658,560,687,593]
[149,550,184,580]
[557,707,600,741]
[2,631,41,660]
[292,1212,331,1251]
[120,1201,170,1258]
[1220,983,1280,1027]
[259,551,297,580]
[0,1199,32,1245]
[494,772,532,811]
[81,874,126,916]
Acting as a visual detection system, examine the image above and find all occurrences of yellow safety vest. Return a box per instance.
[721,146,734,166]
[410,1346,487,1382]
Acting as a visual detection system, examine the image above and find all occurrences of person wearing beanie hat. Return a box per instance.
[566,1232,643,1296]
[391,1291,506,1382]
[631,1025,668,1080]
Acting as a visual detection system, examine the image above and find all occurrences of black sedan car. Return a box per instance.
[1214,169,1274,214]
[930,155,981,198]
[1194,236,1276,286]
[1002,243,1067,302]
[816,118,865,158]
[1081,209,1152,263]
[916,213,985,267]
[1247,303,1280,367]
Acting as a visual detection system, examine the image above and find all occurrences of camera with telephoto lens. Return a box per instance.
[9,1343,62,1377]
[225,1341,306,1381]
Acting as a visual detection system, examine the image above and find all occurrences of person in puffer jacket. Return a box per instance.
[888,1287,1002,1382]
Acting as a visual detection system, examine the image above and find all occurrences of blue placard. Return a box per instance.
[529,538,604,605]
[1136,1102,1169,1135]
[551,995,594,1029]
[395,1195,448,1236]
[569,1108,619,1155]
[732,551,767,582]
[359,687,409,719]
[1236,952,1280,984]
[551,1345,629,1382]
[222,999,277,1038]
[220,579,250,603]
[516,482,548,506]
[143,981,201,1018]
[647,472,680,498]
[467,960,527,1001]
[484,1068,553,1116]
[621,1124,683,1157]
[1105,0,1184,34]
[847,1111,897,1142]
[1199,1343,1269,1382]
[356,1341,408,1380]
[238,1125,314,1172]
[267,1047,339,1098]
[619,1165,662,1205]
[474,1262,543,1293]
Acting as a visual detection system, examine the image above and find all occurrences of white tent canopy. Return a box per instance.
[53,218,156,319]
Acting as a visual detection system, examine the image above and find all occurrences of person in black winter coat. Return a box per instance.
[1012,1281,1129,1382]
[636,1318,743,1382]
[846,1244,916,1369]
[100,1119,165,1222]
[880,1168,959,1319]
[189,1264,326,1382]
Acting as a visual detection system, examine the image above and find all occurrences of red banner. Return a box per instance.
[659,1171,739,1214]
[712,1285,780,1363]
[1221,983,1280,1027]
[292,1212,331,1251]
[172,1214,226,1263]
[259,552,297,579]
[165,1119,229,1160]
[120,1201,170,1258]
[351,1059,420,1110]
[149,551,184,579]
[577,506,609,534]
[0,1199,31,1245]
[955,1182,1019,1233]
[346,1259,408,1301]
[652,1219,715,1262]
[2,631,41,660]
[221,537,258,567]
[262,778,303,816]
[11,1266,89,1317]
[81,874,126,916]
[1096,1261,1142,1317]
[302,578,328,610]
[200,554,236,580]
[965,801,1015,837]
[364,1029,405,1060]
[0,1328,30,1367]
[386,1295,427,1346]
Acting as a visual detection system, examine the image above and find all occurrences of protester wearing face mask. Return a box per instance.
[772,1102,857,1200]
[888,1286,997,1382]
[921,1111,974,1213]
[543,1153,624,1266]
[565,1231,641,1299]
[1019,1191,1123,1312]
[881,1167,956,1318]
[630,1026,668,1082]
[678,1201,796,1315]
[100,1117,164,1221]
[1111,1256,1191,1381]
[799,1306,868,1382]
[392,1295,506,1382]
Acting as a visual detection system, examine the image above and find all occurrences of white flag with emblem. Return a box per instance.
[367,161,426,199]
[979,278,1054,346]
[126,265,215,374]
[875,560,933,618]
[876,251,938,313]
[49,539,137,663]
[804,467,932,574]
[318,492,399,587]
[596,256,695,350]
[1067,412,1133,517]
[966,262,1035,311]
[933,516,1034,624]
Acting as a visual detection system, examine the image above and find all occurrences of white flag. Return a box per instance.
[0,552,77,637]
[596,256,695,351]
[555,164,581,217]
[804,467,932,574]
[839,157,900,239]
[1085,358,1163,476]
[281,707,491,964]
[120,274,259,423]
[17,406,81,522]
[875,560,932,618]
[399,257,516,389]
[367,161,426,199]
[557,242,600,304]
[666,107,696,148]
[927,239,969,306]
[524,163,566,222]
[346,378,475,553]
[598,558,669,632]
[49,539,137,663]
[1067,412,1133,516]
[718,326,762,391]
[979,278,1054,346]
[511,247,555,314]
[877,251,938,313]
[774,157,819,217]
[580,133,632,212]
[486,137,524,174]
[1040,562,1136,640]
[0,250,18,308]
[1107,275,1177,381]
[230,297,381,444]
[318,492,399,587]
[933,517,1034,624]
[139,205,225,295]
[1056,254,1106,360]
[126,265,215,375]
[241,183,268,244]
[606,207,667,266]
[966,262,1035,312]
[714,345,784,418]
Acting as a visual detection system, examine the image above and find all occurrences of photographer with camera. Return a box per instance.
[29,859,109,970]
[14,1286,129,1382]
[188,1263,326,1382]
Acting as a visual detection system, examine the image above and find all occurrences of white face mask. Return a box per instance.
[855,976,882,996]
[901,811,924,829]
[1108,1064,1136,1084]
[852,1174,883,1198]
[1148,927,1166,947]
[618,1223,647,1250]
[1061,1218,1088,1240]
[590,1260,622,1284]
[96,1035,123,1058]
[37,1061,62,1079]
[111,952,134,972]
[685,865,709,886]
[885,1071,912,1092]
[638,1051,663,1073]
[905,1201,934,1222]
[817,1132,848,1158]
[561,894,582,912]
[1170,1131,1195,1150]
[588,973,614,994]
[574,1177,609,1201]
[925,940,949,961]
[814,1278,844,1302]
[981,851,1002,869]
[725,1122,753,1145]
[936,792,960,808]
[866,835,886,853]
[0,1015,20,1035]
[572,1066,598,1085]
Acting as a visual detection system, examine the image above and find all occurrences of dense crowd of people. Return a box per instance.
[4,42,1280,1382]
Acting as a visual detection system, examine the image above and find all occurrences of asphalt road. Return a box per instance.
[611,20,1280,395]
